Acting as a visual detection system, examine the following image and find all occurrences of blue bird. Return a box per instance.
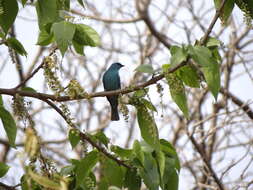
[103,62,124,121]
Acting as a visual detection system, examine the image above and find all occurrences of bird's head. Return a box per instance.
[110,62,124,70]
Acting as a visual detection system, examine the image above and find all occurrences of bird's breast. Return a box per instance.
[103,70,121,91]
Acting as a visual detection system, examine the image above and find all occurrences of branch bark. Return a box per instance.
[43,99,132,169]
[0,61,187,101]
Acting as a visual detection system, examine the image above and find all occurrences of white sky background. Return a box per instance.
[0,0,253,189]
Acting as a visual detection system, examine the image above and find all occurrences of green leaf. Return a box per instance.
[188,45,214,66]
[36,0,59,29]
[93,131,109,148]
[21,175,29,190]
[188,45,220,99]
[52,21,76,56]
[206,37,221,47]
[73,24,100,47]
[21,0,27,6]
[0,95,3,106]
[136,103,160,150]
[36,28,54,46]
[139,152,160,190]
[76,151,98,186]
[21,87,37,93]
[111,145,133,158]
[101,157,125,188]
[0,31,4,39]
[57,0,70,11]
[28,169,61,189]
[135,64,155,74]
[98,178,109,190]
[0,162,10,177]
[176,65,200,88]
[235,0,253,19]
[141,98,157,112]
[162,157,179,190]
[163,64,189,118]
[170,46,187,67]
[0,107,17,148]
[133,140,144,166]
[214,0,235,24]
[0,0,18,34]
[124,168,141,190]
[72,40,84,55]
[21,174,43,190]
[160,139,180,171]
[77,0,85,8]
[133,88,149,98]
[211,47,222,62]
[202,62,220,99]
[70,158,79,166]
[140,140,155,153]
[155,150,165,178]
[68,129,80,149]
[6,37,27,57]
[60,165,75,176]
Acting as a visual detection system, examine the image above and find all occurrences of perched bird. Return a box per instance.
[103,62,124,121]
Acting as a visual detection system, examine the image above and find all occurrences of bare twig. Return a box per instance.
[71,10,141,24]
[200,0,228,45]
[14,47,57,90]
[136,0,171,49]
[188,132,225,190]
[220,87,253,120]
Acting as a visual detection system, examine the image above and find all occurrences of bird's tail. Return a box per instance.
[111,105,119,121]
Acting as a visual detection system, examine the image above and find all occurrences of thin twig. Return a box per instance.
[71,10,142,24]
[188,1,229,189]
[220,87,253,120]
[188,132,225,190]
[136,0,171,49]
[200,0,227,45]
[14,47,57,90]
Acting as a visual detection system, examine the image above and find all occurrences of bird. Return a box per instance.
[102,62,124,121]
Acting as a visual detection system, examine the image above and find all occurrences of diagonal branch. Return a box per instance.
[43,99,132,169]
[135,0,171,49]
[220,87,253,120]
[200,0,228,45]
[188,131,225,190]
[14,47,57,90]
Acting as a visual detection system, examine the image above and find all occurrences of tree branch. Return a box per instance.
[71,10,142,24]
[14,47,57,90]
[0,61,187,101]
[136,0,171,49]
[188,132,225,190]
[200,0,228,45]
[43,99,132,169]
[0,182,20,190]
[220,87,253,120]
